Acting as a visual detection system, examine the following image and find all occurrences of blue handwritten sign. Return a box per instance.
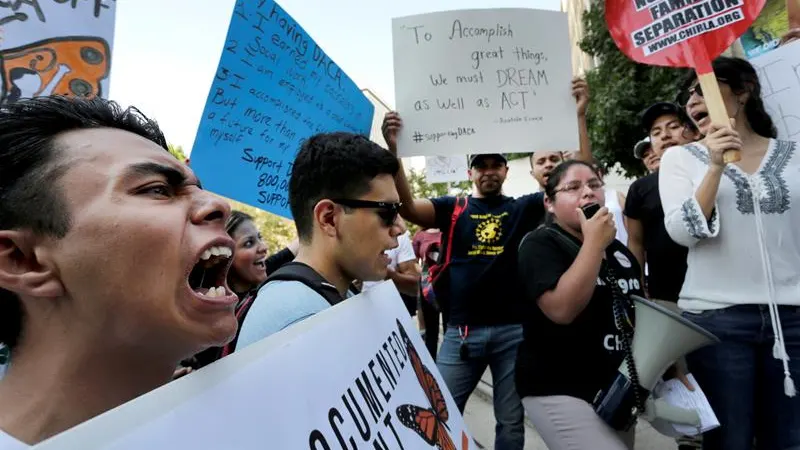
[190,0,374,218]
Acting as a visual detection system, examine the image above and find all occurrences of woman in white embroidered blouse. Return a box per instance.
[659,57,800,450]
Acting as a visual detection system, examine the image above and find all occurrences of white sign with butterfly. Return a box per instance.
[33,282,475,450]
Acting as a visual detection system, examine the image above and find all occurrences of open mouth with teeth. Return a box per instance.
[188,246,233,298]
[253,258,266,270]
[691,110,709,125]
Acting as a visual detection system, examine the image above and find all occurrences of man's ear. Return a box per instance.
[0,230,64,298]
[544,195,552,212]
[313,200,339,239]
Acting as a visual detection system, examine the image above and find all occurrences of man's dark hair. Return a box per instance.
[528,151,565,169]
[289,132,399,242]
[0,95,167,350]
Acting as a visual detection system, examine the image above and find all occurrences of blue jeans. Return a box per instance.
[436,324,525,450]
[684,305,800,450]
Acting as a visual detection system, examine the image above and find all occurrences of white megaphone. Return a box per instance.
[593,295,719,433]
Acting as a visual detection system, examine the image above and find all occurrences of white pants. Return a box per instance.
[522,395,635,450]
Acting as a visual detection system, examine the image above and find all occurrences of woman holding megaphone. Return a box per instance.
[516,160,644,450]
[660,56,800,450]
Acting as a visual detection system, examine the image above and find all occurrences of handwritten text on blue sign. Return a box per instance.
[191,0,374,218]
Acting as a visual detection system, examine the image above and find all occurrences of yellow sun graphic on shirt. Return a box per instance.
[476,217,502,244]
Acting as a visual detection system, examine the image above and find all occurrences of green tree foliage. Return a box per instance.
[168,144,187,162]
[405,167,471,235]
[407,167,471,199]
[166,143,297,252]
[579,0,689,177]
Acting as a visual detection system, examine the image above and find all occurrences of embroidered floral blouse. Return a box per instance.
[659,139,800,312]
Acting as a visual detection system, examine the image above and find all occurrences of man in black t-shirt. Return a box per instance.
[381,103,592,449]
[624,102,699,303]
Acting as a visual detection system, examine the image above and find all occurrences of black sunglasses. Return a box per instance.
[331,199,402,227]
[677,77,728,106]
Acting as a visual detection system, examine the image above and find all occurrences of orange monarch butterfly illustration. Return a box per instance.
[395,319,456,450]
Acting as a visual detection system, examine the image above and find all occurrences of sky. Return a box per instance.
[110,0,561,152]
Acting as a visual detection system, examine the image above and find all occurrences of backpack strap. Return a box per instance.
[220,262,354,358]
[422,197,469,308]
[442,196,468,266]
[264,262,347,307]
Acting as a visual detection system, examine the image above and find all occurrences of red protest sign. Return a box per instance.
[606,0,766,73]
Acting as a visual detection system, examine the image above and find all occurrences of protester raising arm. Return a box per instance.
[381,112,437,229]
[573,77,593,163]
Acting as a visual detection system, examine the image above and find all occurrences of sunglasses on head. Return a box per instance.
[331,199,402,227]
[677,77,728,106]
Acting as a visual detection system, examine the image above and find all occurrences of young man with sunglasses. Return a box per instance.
[236,132,404,347]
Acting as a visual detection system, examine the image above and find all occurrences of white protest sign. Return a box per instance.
[0,1,117,105]
[426,155,470,183]
[33,282,474,450]
[392,8,579,157]
[751,41,800,141]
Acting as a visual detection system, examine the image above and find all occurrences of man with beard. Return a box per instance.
[379,131,532,449]
[380,75,593,449]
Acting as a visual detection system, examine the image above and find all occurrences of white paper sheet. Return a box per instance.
[392,8,579,157]
[654,373,720,436]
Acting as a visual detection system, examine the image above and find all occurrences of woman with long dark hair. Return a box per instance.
[516,160,644,449]
[662,56,800,449]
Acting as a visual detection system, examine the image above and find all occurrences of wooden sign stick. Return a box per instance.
[695,43,739,163]
[696,72,739,163]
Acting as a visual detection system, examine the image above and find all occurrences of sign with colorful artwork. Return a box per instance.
[0,0,116,104]
[741,0,790,58]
